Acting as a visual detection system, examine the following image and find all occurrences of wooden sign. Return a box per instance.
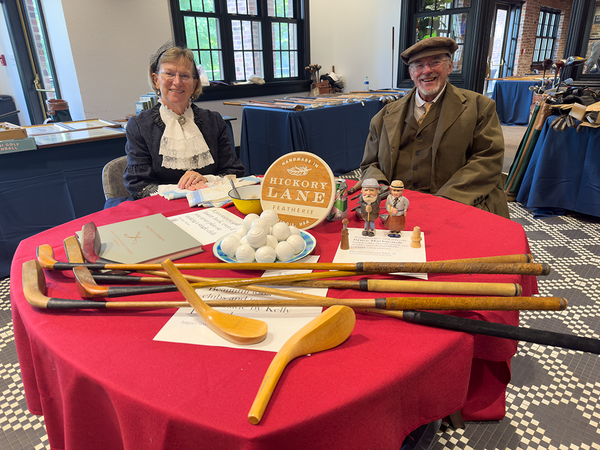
[261,152,336,229]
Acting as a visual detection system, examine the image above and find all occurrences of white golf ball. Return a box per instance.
[235,244,256,263]
[272,222,291,241]
[220,234,241,257]
[243,213,260,230]
[275,241,295,261]
[260,210,279,227]
[286,234,306,254]
[250,218,269,233]
[245,226,268,248]
[288,225,301,236]
[266,234,279,249]
[236,226,248,237]
[255,245,277,263]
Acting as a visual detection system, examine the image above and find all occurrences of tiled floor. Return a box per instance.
[2,201,599,449]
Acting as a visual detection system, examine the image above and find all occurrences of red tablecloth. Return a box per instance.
[11,189,537,450]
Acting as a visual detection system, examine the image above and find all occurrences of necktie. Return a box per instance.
[418,102,433,126]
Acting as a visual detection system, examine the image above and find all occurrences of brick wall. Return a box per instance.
[514,0,572,76]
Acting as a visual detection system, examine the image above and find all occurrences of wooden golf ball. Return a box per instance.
[235,244,255,263]
[260,210,279,227]
[286,234,306,254]
[220,234,241,257]
[243,213,260,230]
[246,226,268,248]
[255,245,277,263]
[275,241,295,261]
[272,222,291,241]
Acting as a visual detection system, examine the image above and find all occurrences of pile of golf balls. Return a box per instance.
[219,210,307,263]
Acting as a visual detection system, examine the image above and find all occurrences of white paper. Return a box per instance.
[169,208,244,245]
[153,256,325,352]
[333,228,427,279]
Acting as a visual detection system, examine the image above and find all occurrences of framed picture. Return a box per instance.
[25,123,73,136]
[62,119,122,130]
[34,127,126,147]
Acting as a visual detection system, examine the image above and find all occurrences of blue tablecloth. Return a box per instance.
[516,115,600,218]
[491,80,538,126]
[239,100,385,176]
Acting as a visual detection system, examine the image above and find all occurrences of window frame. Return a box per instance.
[531,7,561,67]
[169,0,311,102]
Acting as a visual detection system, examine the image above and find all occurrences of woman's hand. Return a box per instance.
[178,171,207,190]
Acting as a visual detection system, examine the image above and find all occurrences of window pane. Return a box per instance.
[418,0,470,13]
[268,0,294,18]
[184,16,198,48]
[228,0,257,14]
[179,0,191,11]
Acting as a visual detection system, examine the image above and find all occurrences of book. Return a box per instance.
[84,213,204,264]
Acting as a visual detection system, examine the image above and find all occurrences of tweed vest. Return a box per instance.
[394,94,443,192]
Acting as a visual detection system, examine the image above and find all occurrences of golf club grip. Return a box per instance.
[358,261,550,276]
[383,296,566,311]
[367,280,522,296]
[403,311,600,355]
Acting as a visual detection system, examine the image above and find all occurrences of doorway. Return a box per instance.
[486,2,521,95]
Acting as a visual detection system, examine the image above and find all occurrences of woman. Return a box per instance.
[123,46,245,199]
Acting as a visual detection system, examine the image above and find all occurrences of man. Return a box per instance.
[358,178,381,236]
[382,180,409,237]
[360,37,510,219]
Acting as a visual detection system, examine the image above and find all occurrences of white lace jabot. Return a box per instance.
[158,101,215,170]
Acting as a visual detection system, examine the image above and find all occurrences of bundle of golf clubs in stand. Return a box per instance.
[528,55,600,131]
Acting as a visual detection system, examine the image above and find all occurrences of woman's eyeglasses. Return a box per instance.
[157,71,195,82]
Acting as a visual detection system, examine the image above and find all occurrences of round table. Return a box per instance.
[11,188,537,450]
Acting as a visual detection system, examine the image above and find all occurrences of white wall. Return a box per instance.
[310,0,402,92]
[57,0,172,121]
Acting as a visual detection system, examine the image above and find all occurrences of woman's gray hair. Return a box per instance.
[149,45,202,100]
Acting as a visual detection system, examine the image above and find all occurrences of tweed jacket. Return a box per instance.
[124,104,245,199]
[360,83,509,218]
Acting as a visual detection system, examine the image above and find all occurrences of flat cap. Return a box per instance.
[401,37,458,65]
[361,178,380,189]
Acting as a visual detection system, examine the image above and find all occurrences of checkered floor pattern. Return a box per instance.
[1,201,599,450]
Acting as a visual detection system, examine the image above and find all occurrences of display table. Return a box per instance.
[11,189,538,449]
[516,115,600,217]
[239,100,384,176]
[0,133,127,278]
[491,80,539,126]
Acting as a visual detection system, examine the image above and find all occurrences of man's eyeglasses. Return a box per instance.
[410,58,449,72]
[157,71,195,82]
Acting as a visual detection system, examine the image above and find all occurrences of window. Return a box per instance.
[533,8,561,63]
[170,0,309,100]
[415,0,470,73]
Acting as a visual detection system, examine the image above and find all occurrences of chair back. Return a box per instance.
[102,156,129,199]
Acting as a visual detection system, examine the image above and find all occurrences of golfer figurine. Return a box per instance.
[358,178,382,236]
[383,180,409,237]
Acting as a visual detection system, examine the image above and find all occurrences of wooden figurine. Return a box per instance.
[357,178,381,236]
[384,180,409,237]
[340,218,350,250]
[410,226,422,248]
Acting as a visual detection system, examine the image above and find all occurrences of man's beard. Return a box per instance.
[362,194,378,204]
